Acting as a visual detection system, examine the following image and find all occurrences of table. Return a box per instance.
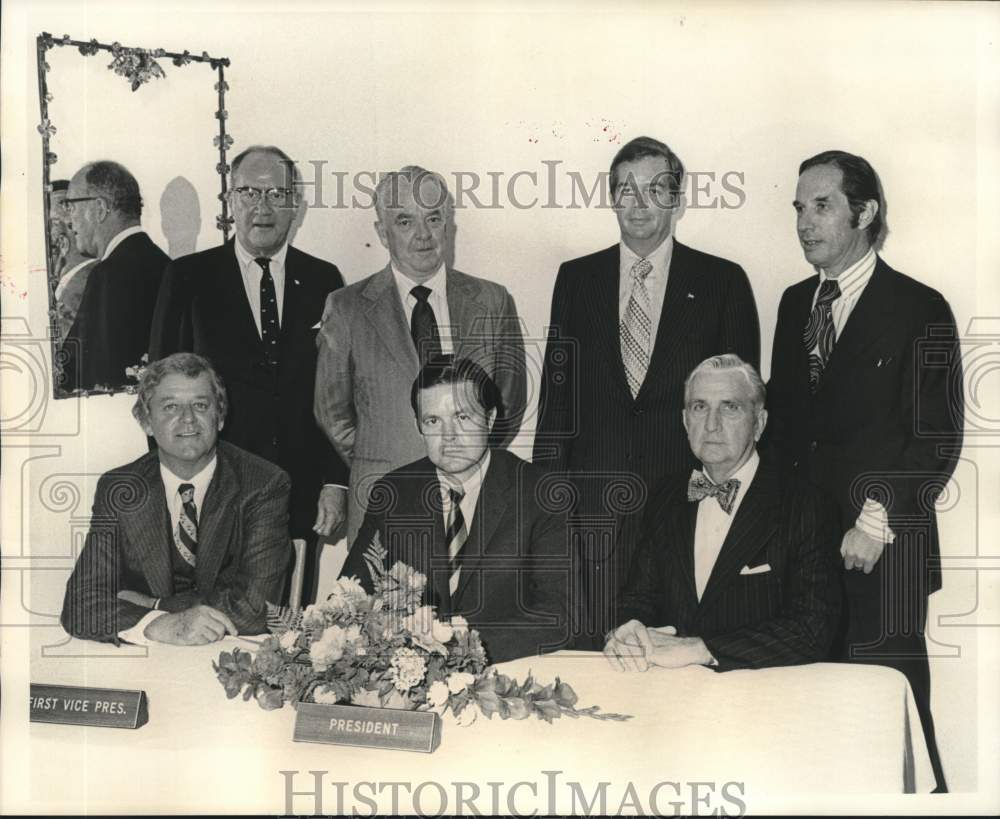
[25,631,935,813]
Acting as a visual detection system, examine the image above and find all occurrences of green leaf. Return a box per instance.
[533,698,562,723]
[504,696,530,720]
[554,679,578,707]
[476,689,500,719]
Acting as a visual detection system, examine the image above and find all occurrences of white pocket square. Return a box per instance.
[311,321,322,329]
[740,563,771,575]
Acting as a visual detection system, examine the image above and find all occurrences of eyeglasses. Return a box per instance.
[231,186,296,207]
[58,197,100,214]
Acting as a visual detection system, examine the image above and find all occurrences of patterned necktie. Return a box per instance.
[620,258,653,398]
[444,487,468,596]
[687,472,741,514]
[174,482,199,566]
[255,257,280,369]
[803,278,841,393]
[410,285,442,364]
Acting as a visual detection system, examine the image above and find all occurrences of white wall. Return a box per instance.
[2,0,998,802]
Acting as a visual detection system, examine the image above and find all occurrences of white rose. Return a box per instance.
[456,705,478,727]
[450,616,469,634]
[278,630,300,651]
[427,681,450,708]
[313,685,340,705]
[309,625,348,670]
[446,672,476,694]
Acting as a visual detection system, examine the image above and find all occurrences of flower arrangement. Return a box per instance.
[213,542,629,725]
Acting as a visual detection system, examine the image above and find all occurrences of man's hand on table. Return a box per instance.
[605,621,715,671]
[143,605,238,645]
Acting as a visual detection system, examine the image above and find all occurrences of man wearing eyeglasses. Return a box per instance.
[60,161,169,392]
[150,145,348,605]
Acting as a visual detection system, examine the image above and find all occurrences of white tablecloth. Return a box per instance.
[25,631,935,813]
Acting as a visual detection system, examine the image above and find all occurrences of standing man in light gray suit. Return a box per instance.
[315,166,527,543]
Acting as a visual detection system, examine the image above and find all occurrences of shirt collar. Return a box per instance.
[159,453,218,499]
[437,449,491,501]
[55,258,96,295]
[702,448,760,489]
[234,236,289,270]
[392,262,447,302]
[102,226,144,260]
[620,234,674,275]
[818,246,876,300]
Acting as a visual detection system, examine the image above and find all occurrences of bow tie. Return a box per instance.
[687,472,741,514]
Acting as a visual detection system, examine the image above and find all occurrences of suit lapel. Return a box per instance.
[280,248,303,344]
[119,457,173,597]
[584,246,633,399]
[221,243,265,353]
[698,466,779,611]
[195,447,240,592]
[363,266,420,374]
[639,242,702,400]
[674,493,700,607]
[447,270,488,355]
[453,453,511,606]
[816,259,896,393]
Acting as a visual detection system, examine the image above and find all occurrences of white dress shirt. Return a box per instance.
[118,456,218,644]
[234,237,289,334]
[810,247,894,544]
[437,450,490,593]
[693,451,760,601]
[101,225,144,260]
[619,235,673,350]
[54,258,96,300]
[393,263,454,354]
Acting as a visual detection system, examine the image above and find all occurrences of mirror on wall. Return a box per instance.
[36,32,233,398]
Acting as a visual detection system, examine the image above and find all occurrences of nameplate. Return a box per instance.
[30,683,148,729]
[293,703,441,753]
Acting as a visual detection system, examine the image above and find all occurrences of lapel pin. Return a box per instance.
[294,279,300,286]
[686,292,695,299]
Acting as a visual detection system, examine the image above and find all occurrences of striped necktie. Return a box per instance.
[445,487,468,596]
[174,482,199,567]
[804,278,841,392]
[621,258,653,397]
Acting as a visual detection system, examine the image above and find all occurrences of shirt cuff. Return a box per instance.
[322,483,348,491]
[856,498,896,544]
[118,610,168,645]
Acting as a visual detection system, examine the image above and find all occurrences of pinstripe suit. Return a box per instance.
[534,240,760,646]
[60,441,291,643]
[619,461,841,670]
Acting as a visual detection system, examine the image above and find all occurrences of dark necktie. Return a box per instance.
[410,285,442,364]
[174,482,199,566]
[687,472,741,515]
[803,278,841,393]
[445,487,468,596]
[255,257,280,369]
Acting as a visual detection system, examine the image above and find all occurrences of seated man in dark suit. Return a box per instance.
[60,161,168,391]
[605,354,840,672]
[342,356,570,664]
[61,353,291,645]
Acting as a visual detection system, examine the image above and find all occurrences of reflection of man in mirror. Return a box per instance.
[48,180,97,342]
[60,161,169,392]
[149,145,347,606]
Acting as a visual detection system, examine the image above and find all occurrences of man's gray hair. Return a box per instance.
[374,165,454,222]
[683,354,766,408]
[132,353,228,427]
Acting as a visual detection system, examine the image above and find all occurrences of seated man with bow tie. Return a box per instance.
[61,353,291,645]
[604,354,841,672]
[340,355,570,664]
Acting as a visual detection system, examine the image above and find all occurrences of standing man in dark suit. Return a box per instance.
[534,136,760,647]
[342,356,569,664]
[605,355,840,672]
[61,353,291,644]
[767,150,964,791]
[149,145,348,603]
[47,180,97,342]
[315,166,527,545]
[61,161,168,392]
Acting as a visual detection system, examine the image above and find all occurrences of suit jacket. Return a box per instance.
[148,241,348,537]
[315,265,527,542]
[766,257,964,602]
[533,240,760,640]
[60,441,291,643]
[341,450,571,664]
[60,231,168,392]
[619,461,841,671]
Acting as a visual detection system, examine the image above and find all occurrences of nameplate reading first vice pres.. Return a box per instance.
[294,703,442,753]
[30,683,148,729]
